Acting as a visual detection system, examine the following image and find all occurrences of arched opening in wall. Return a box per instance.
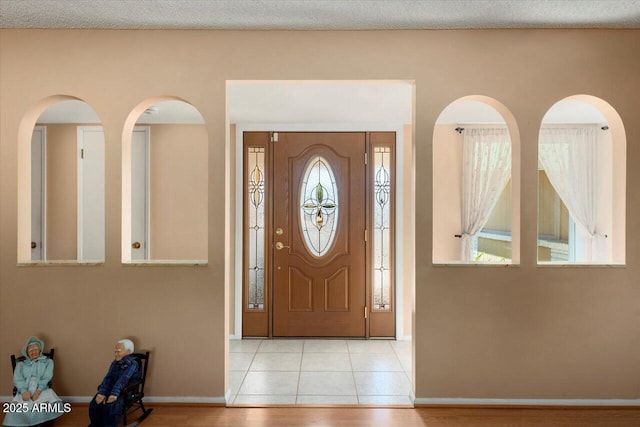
[537,95,625,264]
[122,97,208,263]
[17,96,105,263]
[433,96,520,264]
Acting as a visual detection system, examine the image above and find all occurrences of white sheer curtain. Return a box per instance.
[539,126,598,261]
[460,128,511,261]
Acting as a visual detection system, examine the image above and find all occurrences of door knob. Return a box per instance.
[132,242,141,249]
[275,242,290,250]
[31,241,37,249]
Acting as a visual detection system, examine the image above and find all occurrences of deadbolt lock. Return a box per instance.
[275,228,284,236]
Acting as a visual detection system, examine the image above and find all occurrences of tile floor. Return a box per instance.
[228,339,413,406]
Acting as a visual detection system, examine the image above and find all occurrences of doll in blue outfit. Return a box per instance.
[3,336,64,427]
[88,339,140,427]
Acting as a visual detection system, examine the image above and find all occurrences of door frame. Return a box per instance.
[131,126,151,260]
[31,126,47,261]
[234,124,407,339]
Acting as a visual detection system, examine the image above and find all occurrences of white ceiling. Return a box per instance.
[2,0,640,29]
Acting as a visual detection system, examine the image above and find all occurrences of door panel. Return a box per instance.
[273,133,366,337]
[78,126,105,261]
[325,267,349,311]
[289,267,313,311]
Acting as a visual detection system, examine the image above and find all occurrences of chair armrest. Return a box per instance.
[121,379,143,400]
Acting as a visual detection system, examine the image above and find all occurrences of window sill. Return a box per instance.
[18,260,104,266]
[537,262,625,267]
[18,260,209,267]
[123,260,208,267]
[432,261,517,267]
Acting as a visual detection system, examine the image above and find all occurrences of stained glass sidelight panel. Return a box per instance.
[373,147,391,311]
[247,147,265,310]
[300,156,339,257]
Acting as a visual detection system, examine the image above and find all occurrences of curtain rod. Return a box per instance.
[456,125,609,133]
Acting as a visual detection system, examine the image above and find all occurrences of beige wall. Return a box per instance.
[41,124,78,260]
[1,29,639,401]
[147,124,208,260]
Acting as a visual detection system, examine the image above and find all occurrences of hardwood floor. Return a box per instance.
[53,405,640,426]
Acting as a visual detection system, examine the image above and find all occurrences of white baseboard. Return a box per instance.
[0,395,93,403]
[6,395,636,407]
[1,395,226,405]
[414,398,640,407]
[145,396,226,404]
[59,396,92,403]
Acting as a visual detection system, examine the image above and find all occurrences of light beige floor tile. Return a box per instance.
[358,395,413,405]
[393,343,412,367]
[296,395,358,404]
[230,339,263,353]
[347,340,394,354]
[238,371,300,395]
[297,372,357,396]
[349,353,403,372]
[230,352,255,371]
[249,352,302,371]
[230,339,415,406]
[303,339,349,353]
[301,352,352,371]
[227,370,247,397]
[390,340,411,354]
[400,359,413,376]
[257,339,304,353]
[354,371,412,396]
[233,394,297,404]
[404,370,413,385]
[397,353,412,367]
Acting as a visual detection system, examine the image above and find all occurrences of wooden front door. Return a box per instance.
[273,133,366,337]
[242,131,396,338]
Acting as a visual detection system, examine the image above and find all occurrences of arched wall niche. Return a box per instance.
[122,95,209,263]
[17,95,104,263]
[537,94,625,264]
[432,94,520,264]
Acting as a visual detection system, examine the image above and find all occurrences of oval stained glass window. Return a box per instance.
[300,156,339,257]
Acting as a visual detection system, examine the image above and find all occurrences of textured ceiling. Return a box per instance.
[1,0,640,29]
